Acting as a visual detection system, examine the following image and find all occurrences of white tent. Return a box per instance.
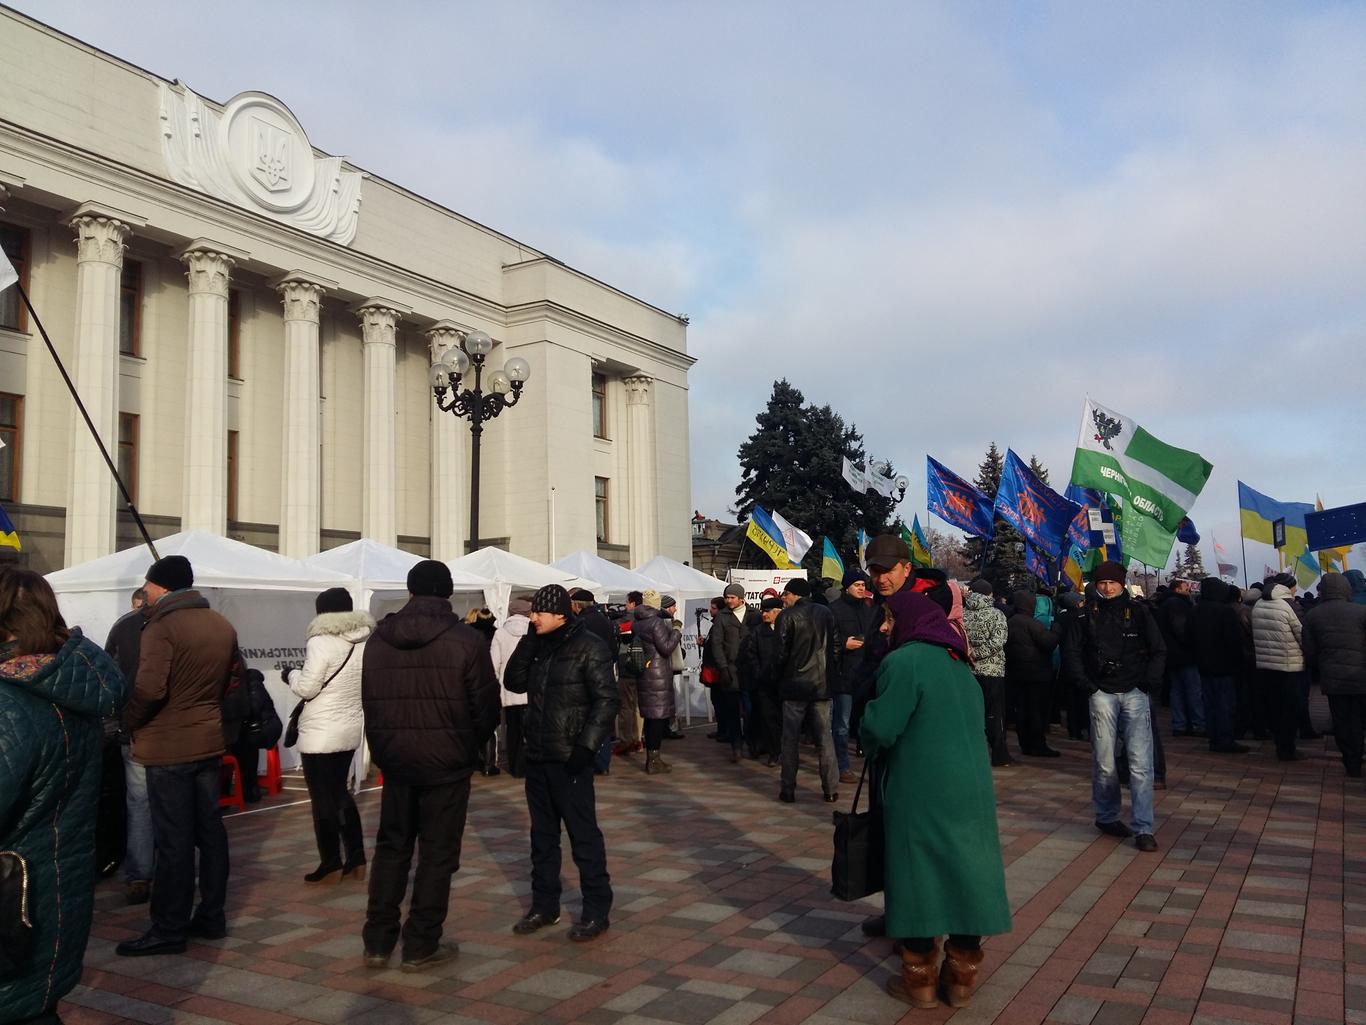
[304,539,491,620]
[633,555,726,722]
[47,531,354,773]
[446,547,598,621]
[551,550,658,601]
[633,555,726,601]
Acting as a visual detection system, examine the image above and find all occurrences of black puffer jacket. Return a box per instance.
[1156,591,1195,669]
[1062,591,1166,695]
[1004,589,1059,684]
[361,596,500,785]
[775,597,839,701]
[505,619,619,762]
[1303,572,1366,696]
[829,593,877,695]
[634,606,681,719]
[1188,578,1245,678]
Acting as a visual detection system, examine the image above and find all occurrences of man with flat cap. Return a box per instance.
[774,577,841,803]
[118,555,242,957]
[361,559,501,971]
[829,569,876,784]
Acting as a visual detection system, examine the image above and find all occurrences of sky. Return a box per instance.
[15,1,1366,579]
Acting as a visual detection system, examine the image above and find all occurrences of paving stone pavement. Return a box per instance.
[62,715,1361,1025]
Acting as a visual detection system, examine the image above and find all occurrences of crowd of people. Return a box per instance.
[1,541,1362,1021]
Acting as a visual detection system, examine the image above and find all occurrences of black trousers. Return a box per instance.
[1010,675,1053,753]
[1258,669,1302,758]
[975,675,1010,763]
[525,761,612,922]
[301,750,364,869]
[1328,694,1366,774]
[751,688,783,758]
[226,738,262,799]
[363,776,470,958]
[145,757,229,939]
[642,717,668,752]
[505,707,527,778]
[712,689,744,750]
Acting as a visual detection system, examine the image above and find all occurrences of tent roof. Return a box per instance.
[46,531,351,593]
[551,550,657,598]
[305,539,488,591]
[447,547,597,592]
[633,555,726,600]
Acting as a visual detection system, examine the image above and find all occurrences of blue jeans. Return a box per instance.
[1169,665,1205,733]
[145,757,230,939]
[1200,673,1236,748]
[830,693,853,773]
[122,744,154,883]
[1090,689,1155,835]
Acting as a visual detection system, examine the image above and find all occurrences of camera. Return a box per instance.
[1098,659,1119,678]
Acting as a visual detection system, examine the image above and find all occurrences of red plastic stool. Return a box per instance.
[257,746,283,796]
[219,755,246,814]
[376,771,383,786]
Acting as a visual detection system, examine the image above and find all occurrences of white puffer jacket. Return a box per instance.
[1251,585,1304,672]
[290,610,375,754]
[490,614,530,708]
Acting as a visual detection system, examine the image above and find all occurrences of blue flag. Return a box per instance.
[1176,516,1200,545]
[994,450,1081,557]
[1065,485,1106,550]
[926,456,995,538]
[1024,540,1053,584]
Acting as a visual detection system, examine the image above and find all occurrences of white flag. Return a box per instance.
[770,510,813,564]
[841,456,867,493]
[0,248,16,295]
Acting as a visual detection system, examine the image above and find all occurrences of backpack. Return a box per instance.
[617,630,647,678]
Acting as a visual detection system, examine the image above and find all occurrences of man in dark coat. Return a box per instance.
[1157,577,1204,737]
[709,582,761,760]
[105,587,154,905]
[1304,572,1366,777]
[1187,578,1249,754]
[360,560,500,972]
[1005,588,1061,757]
[505,584,620,942]
[829,569,876,783]
[774,578,841,803]
[571,589,616,774]
[739,597,784,763]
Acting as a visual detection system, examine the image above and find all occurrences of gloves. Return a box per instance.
[564,745,595,776]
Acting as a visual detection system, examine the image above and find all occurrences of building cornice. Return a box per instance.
[504,299,697,374]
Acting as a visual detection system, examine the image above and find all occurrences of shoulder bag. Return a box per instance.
[830,759,884,901]
[284,645,354,748]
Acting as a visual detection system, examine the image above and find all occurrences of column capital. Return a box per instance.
[623,374,654,405]
[0,172,21,211]
[425,319,466,356]
[355,298,409,347]
[180,239,248,297]
[275,273,332,324]
[69,203,144,267]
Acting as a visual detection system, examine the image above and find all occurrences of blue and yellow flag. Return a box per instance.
[0,501,20,551]
[856,528,869,568]
[746,505,794,569]
[1238,481,1314,563]
[1295,550,1321,591]
[820,537,844,582]
[901,517,933,568]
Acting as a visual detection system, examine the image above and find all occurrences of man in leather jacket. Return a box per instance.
[774,577,841,803]
[505,584,619,942]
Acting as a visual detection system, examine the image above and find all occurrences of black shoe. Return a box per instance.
[304,864,344,884]
[1347,765,1363,779]
[823,792,839,803]
[363,948,391,968]
[116,931,187,957]
[568,918,610,942]
[512,910,561,935]
[665,729,685,740]
[124,880,151,906]
[778,788,795,804]
[242,786,262,804]
[860,914,886,937]
[481,765,501,777]
[991,756,1018,768]
[1023,746,1061,758]
[1278,751,1308,762]
[401,942,459,973]
[1096,819,1134,839]
[1135,833,1158,853]
[1300,730,1324,740]
[186,919,226,940]
[1211,742,1250,754]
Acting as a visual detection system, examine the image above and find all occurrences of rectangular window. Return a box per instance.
[595,476,609,543]
[227,289,242,379]
[591,372,608,439]
[0,224,29,332]
[117,413,138,504]
[0,393,21,502]
[227,429,239,521]
[119,260,142,357]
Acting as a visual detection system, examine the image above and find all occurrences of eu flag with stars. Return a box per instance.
[994,450,1081,557]
[926,456,995,538]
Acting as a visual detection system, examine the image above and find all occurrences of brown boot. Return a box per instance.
[886,940,940,1008]
[646,751,672,775]
[939,941,985,1008]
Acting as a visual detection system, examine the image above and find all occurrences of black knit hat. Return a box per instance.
[841,568,871,589]
[569,588,596,603]
[783,578,811,597]
[968,577,994,596]
[146,555,193,592]
[760,597,783,611]
[531,584,573,617]
[315,587,353,615]
[1092,561,1127,585]
[407,559,454,598]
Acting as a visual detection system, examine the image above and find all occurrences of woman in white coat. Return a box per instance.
[287,587,374,883]
[490,596,532,778]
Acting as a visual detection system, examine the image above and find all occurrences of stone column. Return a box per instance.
[426,321,467,559]
[64,205,137,564]
[356,300,403,546]
[179,239,243,534]
[275,273,330,557]
[624,375,659,564]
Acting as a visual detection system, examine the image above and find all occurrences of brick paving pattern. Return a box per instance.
[62,713,1358,1025]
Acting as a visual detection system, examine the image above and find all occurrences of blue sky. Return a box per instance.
[17,1,1366,576]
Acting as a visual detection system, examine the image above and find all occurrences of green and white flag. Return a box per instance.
[1071,398,1212,567]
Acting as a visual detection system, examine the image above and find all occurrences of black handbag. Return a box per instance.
[0,850,35,974]
[284,646,353,748]
[830,760,884,901]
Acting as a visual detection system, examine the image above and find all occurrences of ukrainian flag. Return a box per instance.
[820,537,844,582]
[903,516,933,569]
[746,505,794,569]
[1238,481,1314,563]
[0,501,20,551]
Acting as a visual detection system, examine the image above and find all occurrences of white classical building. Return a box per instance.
[0,9,693,573]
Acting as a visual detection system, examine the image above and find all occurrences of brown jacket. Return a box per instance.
[127,589,239,767]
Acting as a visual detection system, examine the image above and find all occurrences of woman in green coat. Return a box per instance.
[860,590,1010,1009]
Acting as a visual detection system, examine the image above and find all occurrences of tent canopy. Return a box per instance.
[446,547,598,621]
[305,539,488,592]
[551,550,657,600]
[633,555,725,601]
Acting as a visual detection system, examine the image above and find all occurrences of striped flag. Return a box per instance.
[820,537,844,582]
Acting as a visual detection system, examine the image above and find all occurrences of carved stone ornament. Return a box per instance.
[159,83,363,245]
[181,248,234,296]
[624,375,654,405]
[278,278,325,323]
[71,214,132,266]
[357,304,401,347]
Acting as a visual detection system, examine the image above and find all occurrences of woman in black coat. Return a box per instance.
[1004,589,1060,757]
[633,593,681,775]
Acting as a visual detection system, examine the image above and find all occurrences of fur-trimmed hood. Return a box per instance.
[307,610,376,643]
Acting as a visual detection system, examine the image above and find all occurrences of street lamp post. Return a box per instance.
[428,329,531,551]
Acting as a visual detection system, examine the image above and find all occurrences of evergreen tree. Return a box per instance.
[976,443,1005,497]
[1028,455,1051,486]
[1175,543,1207,580]
[955,441,1032,590]
[734,380,899,577]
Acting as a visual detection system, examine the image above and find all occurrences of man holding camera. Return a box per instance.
[1063,562,1166,853]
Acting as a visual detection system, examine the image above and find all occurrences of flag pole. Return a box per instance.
[15,281,159,559]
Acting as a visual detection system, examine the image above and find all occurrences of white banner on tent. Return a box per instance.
[726,568,808,605]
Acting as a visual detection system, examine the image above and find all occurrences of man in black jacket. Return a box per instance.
[828,570,875,784]
[360,560,500,972]
[1304,572,1366,777]
[774,578,840,803]
[1005,589,1060,757]
[505,584,619,942]
[1062,562,1166,853]
[1188,578,1249,754]
[105,588,153,906]
[710,583,761,761]
[1157,578,1204,737]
